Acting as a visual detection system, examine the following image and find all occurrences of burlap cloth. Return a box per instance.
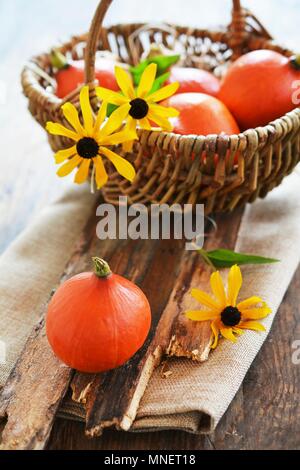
[1,172,300,434]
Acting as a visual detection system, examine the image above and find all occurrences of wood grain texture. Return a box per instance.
[165,209,243,360]
[0,198,100,450]
[0,318,73,450]
[47,265,300,450]
[70,209,244,438]
[1,0,299,451]
[0,201,243,448]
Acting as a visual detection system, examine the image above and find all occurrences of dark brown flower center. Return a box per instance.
[129,98,149,119]
[221,306,241,327]
[76,137,99,159]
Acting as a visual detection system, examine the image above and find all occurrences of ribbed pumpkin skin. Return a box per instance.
[46,272,151,373]
[218,50,300,130]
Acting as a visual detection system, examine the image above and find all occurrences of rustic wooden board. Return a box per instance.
[0,201,244,449]
[1,0,298,453]
[48,264,300,451]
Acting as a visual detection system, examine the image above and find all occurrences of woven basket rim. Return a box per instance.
[22,21,300,148]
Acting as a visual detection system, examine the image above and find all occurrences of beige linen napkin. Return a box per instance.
[0,186,95,386]
[0,173,299,433]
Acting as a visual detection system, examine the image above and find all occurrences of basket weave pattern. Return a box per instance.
[22,0,300,213]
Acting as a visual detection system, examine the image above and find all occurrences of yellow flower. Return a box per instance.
[96,63,180,151]
[46,86,137,189]
[185,265,272,349]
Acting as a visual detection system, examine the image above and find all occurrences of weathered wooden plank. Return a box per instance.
[72,235,187,437]
[1,0,298,453]
[70,209,244,437]
[47,263,300,451]
[165,209,244,360]
[0,202,245,447]
[0,318,73,450]
[0,198,101,450]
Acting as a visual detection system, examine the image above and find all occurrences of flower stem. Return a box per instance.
[198,249,217,271]
[92,257,112,278]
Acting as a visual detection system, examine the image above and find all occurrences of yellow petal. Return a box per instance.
[210,271,226,308]
[147,82,179,103]
[191,288,220,310]
[96,87,128,106]
[241,304,272,320]
[149,103,179,118]
[93,101,108,134]
[211,319,220,349]
[57,155,82,177]
[138,117,152,130]
[227,265,242,307]
[122,117,137,153]
[54,146,77,164]
[185,310,218,321]
[220,326,237,343]
[232,327,244,336]
[100,130,137,146]
[122,140,135,153]
[74,159,91,184]
[100,147,136,183]
[101,103,131,137]
[61,102,85,136]
[239,321,266,332]
[80,86,94,135]
[94,157,108,189]
[147,109,173,131]
[46,122,80,141]
[237,296,263,311]
[137,63,157,98]
[115,66,135,100]
[125,116,136,133]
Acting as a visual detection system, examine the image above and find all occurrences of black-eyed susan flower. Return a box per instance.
[185,265,271,349]
[96,63,179,151]
[46,86,137,189]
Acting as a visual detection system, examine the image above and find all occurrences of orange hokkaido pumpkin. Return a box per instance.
[46,258,151,373]
[218,50,300,130]
[51,50,121,99]
[162,92,240,136]
[166,67,220,97]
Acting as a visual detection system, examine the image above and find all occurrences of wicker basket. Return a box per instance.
[22,0,300,214]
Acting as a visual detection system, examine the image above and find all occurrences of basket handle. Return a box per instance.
[84,0,245,84]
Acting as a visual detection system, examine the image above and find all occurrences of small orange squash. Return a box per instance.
[162,92,240,136]
[218,50,300,130]
[166,67,221,97]
[46,258,151,373]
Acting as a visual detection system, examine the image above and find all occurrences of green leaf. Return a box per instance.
[150,72,170,94]
[200,249,280,269]
[130,54,180,86]
[106,72,170,117]
[106,102,119,117]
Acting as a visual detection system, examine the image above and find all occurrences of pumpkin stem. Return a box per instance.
[290,54,300,70]
[93,257,112,278]
[50,49,69,70]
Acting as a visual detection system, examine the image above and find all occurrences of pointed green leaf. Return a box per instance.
[106,72,170,117]
[202,249,280,269]
[106,102,119,117]
[150,72,170,94]
[130,54,180,86]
